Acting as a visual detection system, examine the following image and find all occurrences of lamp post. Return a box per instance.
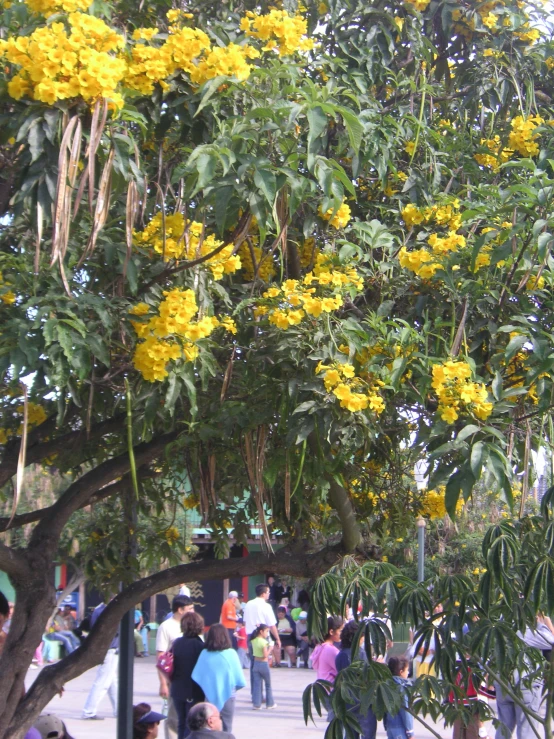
[417,516,426,583]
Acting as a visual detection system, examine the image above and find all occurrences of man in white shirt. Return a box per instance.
[156,595,194,739]
[243,584,280,701]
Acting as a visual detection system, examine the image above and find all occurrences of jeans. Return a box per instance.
[165,696,178,739]
[252,661,274,708]
[173,697,196,739]
[237,647,250,668]
[495,683,544,739]
[220,696,235,733]
[45,631,78,655]
[82,648,118,718]
[248,638,254,696]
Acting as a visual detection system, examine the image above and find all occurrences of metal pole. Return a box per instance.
[117,609,134,739]
[417,517,426,583]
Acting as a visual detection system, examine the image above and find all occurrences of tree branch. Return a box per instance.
[308,435,362,553]
[0,467,159,532]
[14,540,344,734]
[0,542,29,579]
[0,414,125,489]
[28,431,179,552]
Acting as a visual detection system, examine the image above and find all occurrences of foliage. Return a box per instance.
[305,490,554,739]
[1,0,554,731]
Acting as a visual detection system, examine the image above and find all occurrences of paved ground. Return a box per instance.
[27,657,494,738]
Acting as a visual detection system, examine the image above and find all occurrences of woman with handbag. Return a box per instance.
[170,611,206,739]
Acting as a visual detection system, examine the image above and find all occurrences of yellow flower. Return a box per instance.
[404,141,416,156]
[319,200,351,229]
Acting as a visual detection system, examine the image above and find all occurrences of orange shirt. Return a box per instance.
[220,599,238,628]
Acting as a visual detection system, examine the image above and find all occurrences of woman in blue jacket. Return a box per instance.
[384,656,415,739]
[191,624,245,733]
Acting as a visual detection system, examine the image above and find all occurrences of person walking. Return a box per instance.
[157,595,195,739]
[311,615,344,683]
[273,606,297,667]
[250,624,276,710]
[191,624,246,733]
[81,601,119,720]
[187,703,236,739]
[243,584,280,695]
[170,611,205,739]
[335,620,377,739]
[296,611,310,667]
[220,591,239,648]
[383,656,414,739]
[311,615,344,722]
[494,620,554,739]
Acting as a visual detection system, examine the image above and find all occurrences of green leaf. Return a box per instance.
[470,442,485,480]
[253,169,277,205]
[196,152,218,190]
[336,106,363,154]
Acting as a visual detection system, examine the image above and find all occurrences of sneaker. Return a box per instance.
[81,716,105,720]
[267,704,277,710]
[253,706,261,710]
[29,664,38,670]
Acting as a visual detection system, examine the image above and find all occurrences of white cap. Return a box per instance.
[299,611,308,619]
[228,591,239,598]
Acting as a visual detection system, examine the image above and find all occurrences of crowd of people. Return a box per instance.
[4,578,554,739]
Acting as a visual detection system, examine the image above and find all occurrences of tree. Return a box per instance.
[304,490,554,739]
[1,0,554,734]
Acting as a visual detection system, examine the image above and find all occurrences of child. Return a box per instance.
[384,655,414,739]
[235,618,249,668]
[250,624,276,710]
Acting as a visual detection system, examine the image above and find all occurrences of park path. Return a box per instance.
[26,657,492,738]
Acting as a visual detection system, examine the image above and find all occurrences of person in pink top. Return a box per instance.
[311,616,344,683]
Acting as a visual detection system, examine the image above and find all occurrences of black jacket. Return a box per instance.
[170,636,205,702]
[189,730,235,739]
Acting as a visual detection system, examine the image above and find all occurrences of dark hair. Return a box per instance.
[277,606,287,614]
[0,592,8,618]
[251,623,269,640]
[324,615,344,640]
[172,595,193,613]
[133,703,153,739]
[181,610,204,637]
[256,584,269,597]
[340,620,359,649]
[206,623,232,651]
[62,722,75,739]
[188,702,216,731]
[298,589,310,608]
[388,655,410,676]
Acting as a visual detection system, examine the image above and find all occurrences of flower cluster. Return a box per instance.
[316,361,386,414]
[0,401,47,444]
[130,289,236,381]
[26,0,90,14]
[431,360,493,424]
[399,199,466,279]
[420,488,446,519]
[404,0,430,11]
[474,136,513,170]
[238,242,276,282]
[124,26,210,95]
[256,253,363,328]
[190,43,260,85]
[0,13,125,106]
[319,200,352,229]
[508,116,543,157]
[134,214,240,280]
[0,272,15,305]
[240,9,313,56]
[298,238,319,269]
[401,200,461,230]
